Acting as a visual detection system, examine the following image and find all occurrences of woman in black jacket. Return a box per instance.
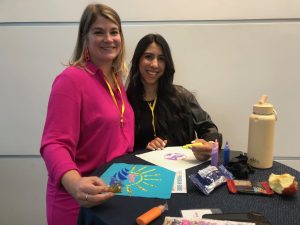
[126,33,221,160]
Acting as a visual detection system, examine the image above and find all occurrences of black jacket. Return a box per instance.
[134,85,221,150]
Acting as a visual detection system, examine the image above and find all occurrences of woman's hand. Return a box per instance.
[190,139,214,161]
[146,137,167,151]
[61,170,115,208]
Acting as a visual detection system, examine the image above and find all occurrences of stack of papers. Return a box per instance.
[136,146,209,193]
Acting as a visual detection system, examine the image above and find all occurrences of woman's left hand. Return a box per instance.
[190,139,213,161]
[146,137,167,151]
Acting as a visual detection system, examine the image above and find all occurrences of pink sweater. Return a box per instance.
[40,62,134,225]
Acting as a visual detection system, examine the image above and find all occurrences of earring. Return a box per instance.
[84,47,90,62]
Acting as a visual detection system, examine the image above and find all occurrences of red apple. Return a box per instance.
[268,173,298,196]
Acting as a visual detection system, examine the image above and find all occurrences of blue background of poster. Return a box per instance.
[100,163,175,199]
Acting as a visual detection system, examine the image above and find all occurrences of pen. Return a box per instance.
[182,142,203,149]
[223,141,230,166]
[211,139,219,166]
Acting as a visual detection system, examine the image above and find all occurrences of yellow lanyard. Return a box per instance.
[104,74,125,127]
[147,96,157,137]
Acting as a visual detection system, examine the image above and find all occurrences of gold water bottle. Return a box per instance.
[247,95,277,169]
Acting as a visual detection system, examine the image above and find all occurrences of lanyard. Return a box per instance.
[147,96,157,137]
[104,74,125,127]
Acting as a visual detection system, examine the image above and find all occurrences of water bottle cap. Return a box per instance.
[253,103,274,115]
[253,95,274,115]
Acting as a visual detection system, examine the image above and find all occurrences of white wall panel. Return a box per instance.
[0,25,77,155]
[1,0,300,22]
[1,22,300,156]
[0,158,47,225]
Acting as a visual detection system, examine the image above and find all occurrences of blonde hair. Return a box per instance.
[70,3,127,75]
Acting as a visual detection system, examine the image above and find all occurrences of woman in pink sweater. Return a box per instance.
[40,4,134,225]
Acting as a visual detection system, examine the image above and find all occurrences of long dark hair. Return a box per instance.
[126,34,191,145]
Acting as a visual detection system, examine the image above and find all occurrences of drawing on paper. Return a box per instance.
[100,163,175,198]
[164,152,187,160]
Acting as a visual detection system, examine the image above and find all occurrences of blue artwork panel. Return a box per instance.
[100,163,175,199]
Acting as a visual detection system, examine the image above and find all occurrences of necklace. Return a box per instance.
[103,74,125,127]
[147,96,157,137]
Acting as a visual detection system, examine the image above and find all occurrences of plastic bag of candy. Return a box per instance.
[189,165,234,195]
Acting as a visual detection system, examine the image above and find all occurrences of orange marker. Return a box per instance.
[136,203,168,225]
